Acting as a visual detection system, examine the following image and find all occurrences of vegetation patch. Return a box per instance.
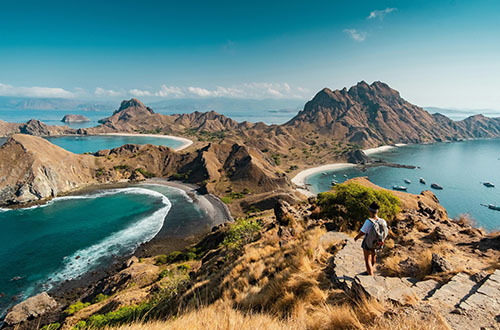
[64,301,91,315]
[40,323,60,330]
[222,217,262,250]
[316,182,400,230]
[135,167,155,178]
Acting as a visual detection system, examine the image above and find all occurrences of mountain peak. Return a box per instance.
[118,98,151,112]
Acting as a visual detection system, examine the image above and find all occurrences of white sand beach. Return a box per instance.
[99,133,193,151]
[291,163,356,196]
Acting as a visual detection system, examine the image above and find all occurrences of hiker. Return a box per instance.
[354,202,388,276]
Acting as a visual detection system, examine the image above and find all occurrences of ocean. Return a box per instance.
[306,139,500,232]
[0,184,205,319]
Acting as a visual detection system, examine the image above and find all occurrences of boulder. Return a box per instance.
[4,292,58,325]
[273,199,295,226]
[431,253,452,273]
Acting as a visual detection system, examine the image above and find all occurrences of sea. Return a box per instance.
[0,184,206,319]
[306,140,500,232]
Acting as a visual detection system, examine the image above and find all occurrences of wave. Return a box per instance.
[0,187,172,211]
[23,187,172,295]
[139,183,194,203]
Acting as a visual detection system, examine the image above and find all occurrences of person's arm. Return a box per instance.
[354,231,365,241]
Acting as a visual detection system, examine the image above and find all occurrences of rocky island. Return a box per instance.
[61,114,90,123]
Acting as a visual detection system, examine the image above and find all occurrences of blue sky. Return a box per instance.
[1,0,500,109]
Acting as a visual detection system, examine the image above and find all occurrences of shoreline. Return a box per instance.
[2,179,232,320]
[291,144,407,196]
[97,132,193,151]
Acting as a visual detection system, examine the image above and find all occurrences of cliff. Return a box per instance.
[0,134,98,205]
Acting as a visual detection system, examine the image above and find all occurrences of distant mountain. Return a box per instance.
[0,97,113,111]
[425,107,500,120]
[285,81,500,146]
[148,98,303,114]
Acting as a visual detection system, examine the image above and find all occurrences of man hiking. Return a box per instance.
[354,201,388,276]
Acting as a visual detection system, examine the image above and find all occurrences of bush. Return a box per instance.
[85,303,151,328]
[222,217,262,250]
[135,167,155,178]
[155,254,168,265]
[177,264,191,271]
[64,301,90,315]
[92,293,109,304]
[73,320,87,329]
[40,323,60,330]
[317,182,400,231]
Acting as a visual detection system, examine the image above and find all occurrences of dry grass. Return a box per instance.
[368,308,451,330]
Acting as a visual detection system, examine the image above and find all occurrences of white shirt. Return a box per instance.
[360,218,387,234]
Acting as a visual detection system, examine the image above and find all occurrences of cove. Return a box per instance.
[44,135,185,153]
[306,139,500,231]
[0,184,204,318]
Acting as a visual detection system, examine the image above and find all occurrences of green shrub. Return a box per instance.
[177,264,191,271]
[64,301,91,315]
[155,254,168,265]
[317,182,400,231]
[41,323,60,330]
[221,196,232,204]
[167,251,183,263]
[158,269,170,280]
[95,168,106,177]
[92,293,109,304]
[73,320,87,330]
[113,164,130,171]
[135,168,155,178]
[222,217,262,250]
[271,154,281,165]
[85,303,151,328]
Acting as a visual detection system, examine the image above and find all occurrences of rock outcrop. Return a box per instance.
[0,134,98,205]
[4,292,57,326]
[61,114,90,123]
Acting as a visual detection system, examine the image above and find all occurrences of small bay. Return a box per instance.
[306,139,500,231]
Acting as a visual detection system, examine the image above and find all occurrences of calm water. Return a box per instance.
[0,109,108,129]
[0,184,204,318]
[306,140,500,231]
[44,135,185,153]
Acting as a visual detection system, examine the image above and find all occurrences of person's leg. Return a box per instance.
[371,252,377,273]
[363,249,374,275]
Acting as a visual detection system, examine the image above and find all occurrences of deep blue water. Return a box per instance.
[306,140,500,231]
[0,184,204,318]
[45,135,184,153]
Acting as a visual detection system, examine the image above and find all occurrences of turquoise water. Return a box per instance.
[0,184,204,318]
[44,135,185,153]
[306,139,500,231]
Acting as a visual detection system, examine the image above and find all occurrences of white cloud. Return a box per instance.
[368,8,397,20]
[0,83,75,98]
[343,29,367,42]
[129,89,153,97]
[95,87,122,97]
[155,85,185,97]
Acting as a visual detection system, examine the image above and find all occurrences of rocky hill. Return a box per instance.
[0,135,297,213]
[0,134,98,205]
[285,81,500,147]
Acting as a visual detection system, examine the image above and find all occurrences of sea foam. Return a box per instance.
[36,187,171,292]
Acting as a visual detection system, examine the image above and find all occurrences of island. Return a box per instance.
[61,114,91,123]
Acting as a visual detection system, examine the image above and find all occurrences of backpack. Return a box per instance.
[365,218,388,250]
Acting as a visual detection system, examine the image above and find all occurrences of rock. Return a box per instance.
[428,227,447,241]
[4,292,57,325]
[354,275,417,305]
[61,114,91,123]
[277,226,295,245]
[459,269,500,313]
[428,273,477,309]
[19,119,51,136]
[273,199,295,226]
[431,253,452,273]
[345,149,370,164]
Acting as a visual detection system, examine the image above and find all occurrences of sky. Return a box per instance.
[1,0,500,109]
